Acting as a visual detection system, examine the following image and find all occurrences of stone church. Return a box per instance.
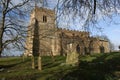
[24,7,110,56]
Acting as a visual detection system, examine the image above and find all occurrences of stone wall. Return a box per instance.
[24,7,110,56]
[24,7,57,56]
[90,38,110,54]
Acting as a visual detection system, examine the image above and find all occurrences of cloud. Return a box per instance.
[12,0,23,4]
[112,29,120,33]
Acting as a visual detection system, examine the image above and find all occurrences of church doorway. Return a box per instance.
[100,46,105,53]
[76,44,80,54]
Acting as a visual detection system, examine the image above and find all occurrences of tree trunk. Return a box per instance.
[0,50,2,57]
[0,12,6,57]
[31,56,35,69]
[38,55,42,70]
[50,51,55,62]
[0,29,2,57]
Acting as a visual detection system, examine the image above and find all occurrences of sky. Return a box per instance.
[59,1,120,50]
[103,17,120,50]
[13,0,120,51]
[69,15,120,50]
[89,14,120,50]
[105,26,120,50]
[48,0,120,50]
[2,0,120,56]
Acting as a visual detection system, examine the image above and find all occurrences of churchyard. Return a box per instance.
[0,52,120,80]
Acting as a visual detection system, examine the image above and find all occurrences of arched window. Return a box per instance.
[43,15,47,22]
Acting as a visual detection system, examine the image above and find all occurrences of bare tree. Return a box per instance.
[55,0,120,31]
[0,0,29,57]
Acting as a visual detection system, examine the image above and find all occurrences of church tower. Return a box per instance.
[24,7,57,56]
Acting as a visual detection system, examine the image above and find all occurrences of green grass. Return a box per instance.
[0,52,120,80]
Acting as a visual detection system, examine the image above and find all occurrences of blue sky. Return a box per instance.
[104,26,120,50]
[56,8,120,50]
[26,0,120,50]
[2,0,119,56]
[28,0,120,52]
[103,20,120,50]
[95,14,120,50]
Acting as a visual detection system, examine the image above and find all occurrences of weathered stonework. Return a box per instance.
[24,7,110,56]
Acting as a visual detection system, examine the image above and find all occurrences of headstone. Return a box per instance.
[66,52,79,65]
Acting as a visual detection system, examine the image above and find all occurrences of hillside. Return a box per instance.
[0,52,120,80]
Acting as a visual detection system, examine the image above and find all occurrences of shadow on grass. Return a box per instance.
[1,53,120,80]
[24,53,120,80]
[61,53,120,80]
[0,58,30,70]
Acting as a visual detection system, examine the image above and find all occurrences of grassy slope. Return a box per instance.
[0,52,120,80]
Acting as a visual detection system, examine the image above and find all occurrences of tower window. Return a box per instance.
[43,15,47,22]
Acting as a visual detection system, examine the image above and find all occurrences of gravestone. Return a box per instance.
[66,52,79,65]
